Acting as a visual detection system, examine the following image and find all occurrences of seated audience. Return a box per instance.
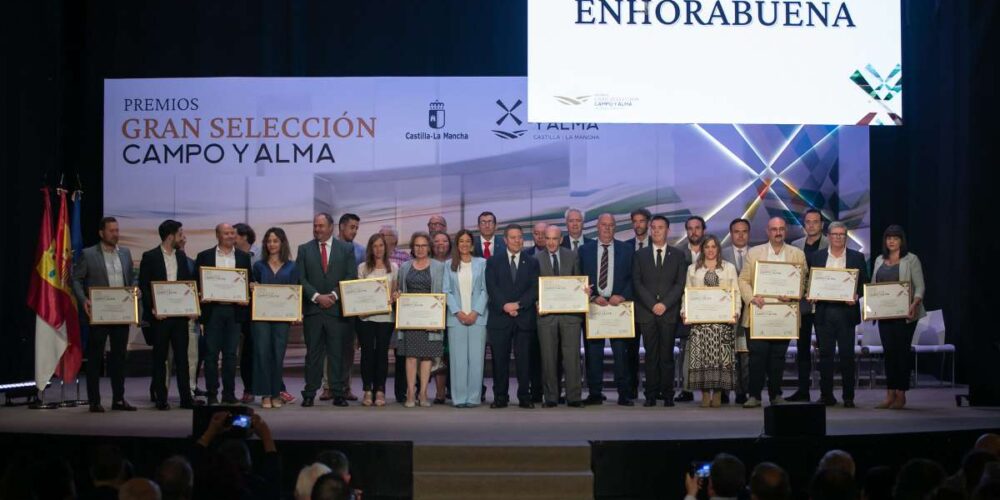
[296,463,333,500]
[750,462,791,500]
[155,456,193,500]
[893,459,947,500]
[118,478,161,500]
[808,468,857,500]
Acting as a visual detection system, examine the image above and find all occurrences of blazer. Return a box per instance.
[792,233,829,252]
[681,261,741,316]
[561,234,593,251]
[720,246,750,275]
[808,248,868,326]
[472,235,506,259]
[296,238,359,317]
[623,235,652,253]
[871,252,926,323]
[579,239,633,300]
[194,247,253,324]
[485,251,540,330]
[631,244,686,323]
[72,244,137,305]
[737,242,807,328]
[138,246,195,322]
[442,257,489,327]
[398,259,446,294]
[536,246,580,277]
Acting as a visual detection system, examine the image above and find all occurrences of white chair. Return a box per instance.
[858,320,884,389]
[910,310,955,387]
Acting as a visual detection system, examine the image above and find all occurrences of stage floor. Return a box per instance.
[1,377,995,445]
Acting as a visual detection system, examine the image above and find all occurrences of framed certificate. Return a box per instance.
[340,277,392,317]
[807,267,859,302]
[749,303,799,340]
[538,276,589,314]
[199,267,249,303]
[752,261,804,299]
[252,284,302,322]
[683,287,738,324]
[585,301,635,340]
[862,281,911,320]
[151,281,201,317]
[395,293,446,330]
[88,287,140,325]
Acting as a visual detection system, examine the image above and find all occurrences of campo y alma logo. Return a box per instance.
[491,99,527,140]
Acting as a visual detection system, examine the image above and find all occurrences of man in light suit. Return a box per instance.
[808,221,867,408]
[535,225,585,408]
[631,215,686,407]
[561,208,592,252]
[738,216,807,408]
[787,208,829,402]
[473,211,506,259]
[72,217,138,413]
[297,213,358,407]
[525,221,548,256]
[485,224,540,408]
[721,218,752,405]
[580,213,635,406]
[623,208,652,398]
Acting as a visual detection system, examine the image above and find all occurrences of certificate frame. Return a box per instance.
[807,267,859,302]
[151,281,201,317]
[394,293,447,331]
[862,281,912,320]
[683,286,738,325]
[199,266,249,303]
[339,276,393,317]
[538,276,589,314]
[749,302,800,340]
[251,284,303,322]
[752,261,804,300]
[88,286,140,325]
[585,301,636,340]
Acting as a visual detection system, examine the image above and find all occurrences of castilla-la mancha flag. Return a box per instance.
[27,187,82,390]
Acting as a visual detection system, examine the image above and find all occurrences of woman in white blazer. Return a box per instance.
[442,229,489,407]
[870,225,926,409]
[681,235,741,408]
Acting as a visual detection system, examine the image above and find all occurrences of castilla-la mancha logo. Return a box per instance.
[491,99,527,140]
[428,100,445,129]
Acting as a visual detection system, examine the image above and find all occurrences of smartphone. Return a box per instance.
[230,414,252,429]
[692,461,711,479]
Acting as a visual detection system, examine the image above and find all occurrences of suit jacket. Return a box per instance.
[808,248,867,326]
[536,247,580,277]
[871,252,926,323]
[721,246,751,275]
[194,247,252,324]
[72,244,137,305]
[296,238,358,317]
[442,257,489,327]
[472,235,506,259]
[561,234,593,252]
[792,233,829,252]
[623,235,652,253]
[398,259,445,294]
[579,239,633,300]
[737,242,807,328]
[485,251,540,330]
[524,245,542,257]
[631,244,686,323]
[138,246,195,322]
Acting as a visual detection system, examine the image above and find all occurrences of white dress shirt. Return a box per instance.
[480,235,496,256]
[766,243,787,262]
[826,249,847,269]
[732,246,748,274]
[215,245,236,268]
[634,235,650,251]
[102,246,125,287]
[568,236,585,251]
[312,236,338,303]
[161,245,178,281]
[595,240,615,298]
[458,261,473,313]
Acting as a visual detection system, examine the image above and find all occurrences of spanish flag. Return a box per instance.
[27,187,82,390]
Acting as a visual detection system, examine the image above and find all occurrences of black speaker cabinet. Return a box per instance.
[764,403,826,437]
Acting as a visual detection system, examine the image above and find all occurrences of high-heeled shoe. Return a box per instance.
[711,391,722,408]
[700,391,712,408]
[890,392,906,409]
[362,391,373,407]
[375,391,386,407]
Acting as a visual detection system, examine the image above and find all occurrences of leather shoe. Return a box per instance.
[319,389,333,401]
[567,401,585,408]
[663,399,675,407]
[674,391,694,402]
[301,397,315,407]
[617,398,634,407]
[155,401,170,411]
[490,400,508,409]
[179,400,197,410]
[819,395,838,406]
[221,395,240,405]
[786,390,811,402]
[543,401,558,408]
[843,400,856,408]
[207,396,219,406]
[332,397,349,407]
[518,401,535,409]
[112,401,137,411]
[584,395,604,406]
[89,403,105,413]
[642,399,657,407]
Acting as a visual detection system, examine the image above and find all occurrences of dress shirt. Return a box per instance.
[568,236,585,251]
[480,236,497,256]
[215,245,236,268]
[161,245,178,281]
[766,243,787,262]
[634,235,650,251]
[595,240,615,298]
[689,244,701,264]
[102,245,125,287]
[825,249,847,269]
[733,246,748,273]
[311,236,338,303]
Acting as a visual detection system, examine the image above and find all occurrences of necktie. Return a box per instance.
[736,249,744,273]
[598,244,609,290]
[320,242,329,274]
[638,240,645,250]
[572,240,579,251]
[656,248,663,269]
[484,241,491,259]
[551,253,560,276]
[510,254,518,283]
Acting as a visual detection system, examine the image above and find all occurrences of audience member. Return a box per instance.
[818,450,856,478]
[684,453,746,500]
[87,444,131,500]
[296,463,333,500]
[118,478,161,500]
[808,468,857,500]
[750,462,791,500]
[311,472,353,500]
[976,433,1000,458]
[894,459,947,500]
[860,466,894,500]
[155,455,193,500]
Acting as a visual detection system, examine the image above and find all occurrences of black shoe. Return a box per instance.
[179,400,196,410]
[735,394,748,405]
[89,403,105,413]
[617,398,634,407]
[584,395,604,406]
[149,390,156,403]
[720,392,730,404]
[207,396,219,406]
[663,399,675,407]
[643,399,657,407]
[843,399,856,408]
[786,390,812,402]
[155,401,171,411]
[433,398,447,405]
[601,394,608,401]
[518,401,535,409]
[558,396,567,404]
[674,391,694,402]
[568,401,585,408]
[112,401,137,411]
[490,400,508,409]
[531,396,543,404]
[221,395,239,405]
[543,401,558,408]
[301,397,315,407]
[819,395,837,406]
[193,388,208,397]
[332,397,349,407]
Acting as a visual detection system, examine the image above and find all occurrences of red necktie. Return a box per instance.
[320,242,329,273]
[483,241,491,259]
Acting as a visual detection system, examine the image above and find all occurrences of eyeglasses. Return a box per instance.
[829,233,848,238]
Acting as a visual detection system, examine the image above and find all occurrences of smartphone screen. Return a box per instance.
[231,414,251,429]
[694,462,711,478]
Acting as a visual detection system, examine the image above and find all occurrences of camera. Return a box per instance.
[229,413,252,429]
[692,461,711,479]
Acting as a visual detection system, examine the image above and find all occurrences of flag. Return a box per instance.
[27,187,82,390]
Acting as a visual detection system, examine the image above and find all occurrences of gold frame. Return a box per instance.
[683,286,738,325]
[88,286,140,325]
[151,280,201,317]
[251,284,303,322]
[585,301,635,340]
[199,266,249,303]
[339,276,392,317]
[862,281,911,320]
[749,302,800,340]
[806,267,859,302]
[752,260,804,300]
[394,293,447,331]
[538,275,589,314]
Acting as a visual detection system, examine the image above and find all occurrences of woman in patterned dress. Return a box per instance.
[395,232,446,407]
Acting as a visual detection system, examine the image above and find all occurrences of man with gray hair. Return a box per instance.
[155,456,193,500]
[525,221,549,256]
[807,221,868,407]
[561,208,592,251]
[818,449,856,477]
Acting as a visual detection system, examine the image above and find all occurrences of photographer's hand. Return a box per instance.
[251,414,277,453]
[684,472,701,498]
[197,411,231,447]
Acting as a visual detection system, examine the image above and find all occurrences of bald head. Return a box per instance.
[532,222,548,248]
[215,223,236,250]
[976,433,1000,458]
[766,217,787,247]
[119,478,161,500]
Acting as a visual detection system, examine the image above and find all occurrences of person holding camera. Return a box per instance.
[194,410,280,500]
[684,453,746,500]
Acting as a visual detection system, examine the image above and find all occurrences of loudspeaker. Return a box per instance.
[763,403,826,437]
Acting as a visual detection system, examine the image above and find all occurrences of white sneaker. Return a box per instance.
[743,397,762,408]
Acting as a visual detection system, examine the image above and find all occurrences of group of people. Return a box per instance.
[71,206,926,412]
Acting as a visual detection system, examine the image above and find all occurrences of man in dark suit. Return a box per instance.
[485,223,540,408]
[297,213,359,407]
[631,215,686,407]
[524,221,548,257]
[138,219,197,410]
[194,223,252,405]
[579,213,635,406]
[623,208,652,398]
[561,208,592,251]
[473,211,506,259]
[71,216,138,413]
[807,221,867,408]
